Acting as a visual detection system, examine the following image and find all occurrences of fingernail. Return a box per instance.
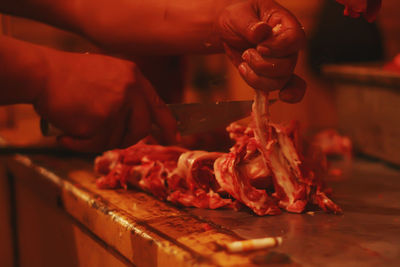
[257,45,271,56]
[250,22,271,43]
[250,21,265,32]
[242,50,250,61]
[238,63,247,76]
[272,24,283,35]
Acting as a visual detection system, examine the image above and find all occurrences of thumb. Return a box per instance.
[279,75,307,103]
[229,1,271,43]
[218,2,271,49]
[247,21,271,44]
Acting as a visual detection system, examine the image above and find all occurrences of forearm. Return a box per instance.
[0,0,243,55]
[77,0,242,55]
[0,0,83,35]
[0,35,46,105]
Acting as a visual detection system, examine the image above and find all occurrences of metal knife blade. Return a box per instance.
[40,99,277,136]
[169,99,277,135]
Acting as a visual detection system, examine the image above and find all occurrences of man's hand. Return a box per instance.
[34,50,178,152]
[217,0,306,103]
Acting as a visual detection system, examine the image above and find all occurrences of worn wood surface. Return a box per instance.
[6,154,259,267]
[11,163,131,267]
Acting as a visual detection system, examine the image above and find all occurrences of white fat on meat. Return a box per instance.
[94,91,342,215]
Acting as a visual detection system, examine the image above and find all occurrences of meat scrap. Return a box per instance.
[95,143,233,209]
[336,0,381,22]
[95,97,343,215]
[310,129,353,161]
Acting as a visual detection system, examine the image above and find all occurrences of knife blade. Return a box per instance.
[170,99,276,135]
[40,99,277,136]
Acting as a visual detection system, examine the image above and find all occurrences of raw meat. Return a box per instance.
[310,129,353,161]
[336,0,381,22]
[95,142,233,209]
[95,96,343,215]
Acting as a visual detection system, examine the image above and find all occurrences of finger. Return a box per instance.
[238,62,290,92]
[73,98,144,151]
[104,104,131,149]
[58,113,126,152]
[85,101,134,151]
[135,68,178,144]
[246,21,272,44]
[257,26,305,58]
[218,2,271,49]
[121,91,152,148]
[58,98,150,152]
[223,42,243,67]
[257,7,305,57]
[242,48,297,78]
[279,75,307,103]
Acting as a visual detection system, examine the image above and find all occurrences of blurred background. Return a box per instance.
[0,0,399,147]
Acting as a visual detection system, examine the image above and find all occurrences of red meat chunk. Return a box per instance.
[95,95,343,215]
[336,0,381,22]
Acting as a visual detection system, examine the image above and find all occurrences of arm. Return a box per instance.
[0,0,239,55]
[0,35,45,105]
[1,0,306,101]
[0,35,177,151]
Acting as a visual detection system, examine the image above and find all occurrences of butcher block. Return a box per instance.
[0,144,400,266]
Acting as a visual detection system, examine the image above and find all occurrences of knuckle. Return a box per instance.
[74,124,94,138]
[217,10,231,35]
[152,96,166,109]
[144,92,164,110]
[74,116,107,138]
[243,69,260,88]
[250,56,265,71]
[246,76,268,91]
[263,77,289,92]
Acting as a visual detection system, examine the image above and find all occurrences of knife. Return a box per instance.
[40,99,277,136]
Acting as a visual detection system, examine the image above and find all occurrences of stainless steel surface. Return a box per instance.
[187,159,400,266]
[40,99,277,136]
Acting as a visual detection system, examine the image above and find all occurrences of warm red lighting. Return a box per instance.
[336,0,382,22]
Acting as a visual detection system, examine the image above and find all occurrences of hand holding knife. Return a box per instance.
[40,99,277,137]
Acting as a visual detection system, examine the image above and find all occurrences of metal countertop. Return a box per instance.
[187,159,400,266]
